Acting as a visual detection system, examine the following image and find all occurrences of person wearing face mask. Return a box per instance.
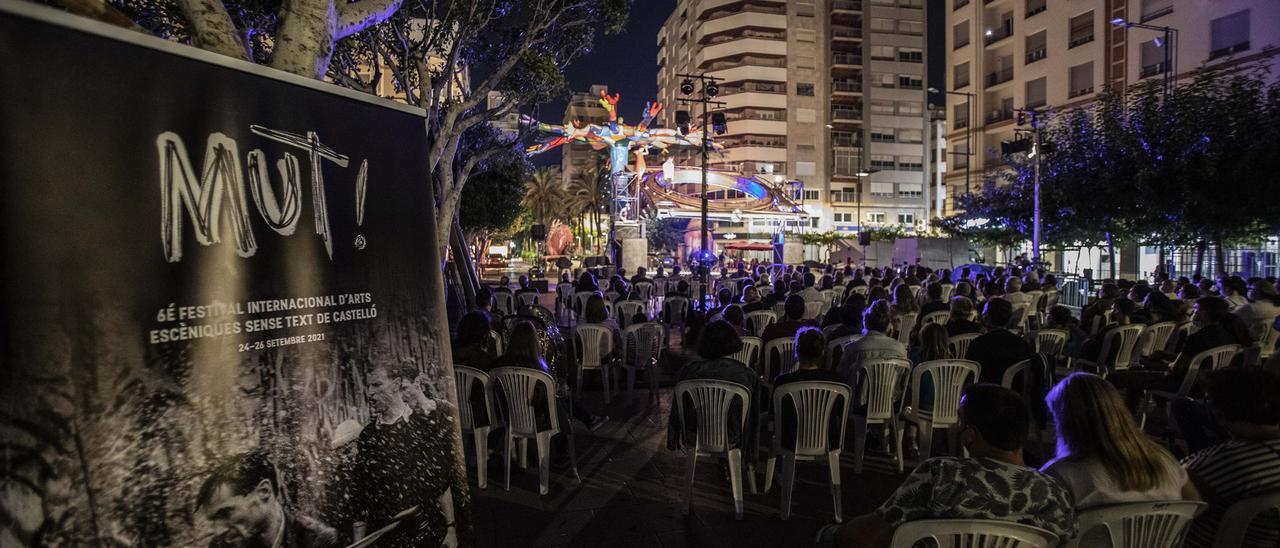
[814,384,1075,548]
[198,451,339,548]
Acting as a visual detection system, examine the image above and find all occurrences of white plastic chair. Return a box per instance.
[614,300,646,328]
[745,310,778,337]
[1213,491,1280,548]
[1166,321,1193,353]
[920,311,949,328]
[674,380,752,520]
[820,289,839,309]
[891,519,1059,548]
[763,338,799,385]
[948,333,980,359]
[730,336,762,369]
[490,367,578,495]
[1140,321,1178,358]
[574,324,615,404]
[1067,500,1205,548]
[804,300,825,320]
[517,291,540,309]
[455,365,498,489]
[851,285,868,296]
[1034,329,1068,358]
[940,284,955,300]
[634,281,655,303]
[1140,344,1241,429]
[1001,359,1032,392]
[826,334,861,371]
[1009,302,1031,333]
[896,312,919,346]
[494,291,516,316]
[1076,324,1145,374]
[489,329,505,357]
[663,296,691,328]
[621,322,665,404]
[848,358,912,473]
[902,359,980,460]
[1258,322,1280,363]
[572,291,597,324]
[763,381,851,522]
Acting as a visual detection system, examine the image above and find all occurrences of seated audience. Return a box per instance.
[667,321,759,461]
[966,298,1036,385]
[838,300,907,379]
[762,295,810,343]
[945,296,981,337]
[774,327,845,451]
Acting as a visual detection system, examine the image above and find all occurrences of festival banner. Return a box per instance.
[0,4,466,546]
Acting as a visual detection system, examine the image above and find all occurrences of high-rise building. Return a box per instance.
[943,0,1280,215]
[656,0,932,244]
[562,84,612,189]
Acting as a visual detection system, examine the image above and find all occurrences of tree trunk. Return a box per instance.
[1194,242,1206,278]
[1105,230,1117,280]
[175,0,249,60]
[1215,240,1228,277]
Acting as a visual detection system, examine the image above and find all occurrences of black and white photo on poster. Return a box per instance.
[0,6,467,547]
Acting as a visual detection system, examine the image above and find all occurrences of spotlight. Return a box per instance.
[1154,36,1163,47]
[710,111,727,135]
[1110,18,1128,26]
[705,81,719,97]
[680,78,695,95]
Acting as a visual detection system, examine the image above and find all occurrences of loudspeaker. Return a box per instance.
[858,231,871,246]
[530,223,547,241]
[710,111,727,135]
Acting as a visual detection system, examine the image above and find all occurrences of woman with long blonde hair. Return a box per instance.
[1042,373,1198,510]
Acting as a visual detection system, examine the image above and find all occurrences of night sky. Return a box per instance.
[531,0,946,166]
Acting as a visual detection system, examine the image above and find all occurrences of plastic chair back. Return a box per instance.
[518,292,540,308]
[920,311,949,327]
[634,281,655,301]
[772,381,851,457]
[804,301,825,320]
[615,300,646,328]
[489,330,505,357]
[1069,500,1205,548]
[1112,324,1146,370]
[575,324,614,369]
[1142,322,1178,357]
[745,310,778,337]
[948,333,980,359]
[891,519,1058,548]
[731,336,762,368]
[940,284,955,300]
[763,337,799,381]
[674,379,751,454]
[454,365,494,432]
[896,312,919,346]
[573,291,597,318]
[820,289,838,308]
[1213,491,1280,548]
[1001,359,1031,391]
[491,367,559,437]
[623,322,665,369]
[851,285,868,296]
[911,360,980,426]
[849,358,911,421]
[826,334,860,370]
[664,296,690,325]
[1034,329,1068,357]
[494,291,516,316]
[1171,344,1241,398]
[1259,320,1280,361]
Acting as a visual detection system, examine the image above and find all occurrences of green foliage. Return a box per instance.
[946,70,1280,250]
[460,163,526,235]
[866,225,907,242]
[522,166,565,226]
[647,217,688,252]
[800,231,843,248]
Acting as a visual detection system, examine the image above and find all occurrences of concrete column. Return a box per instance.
[617,224,647,274]
[783,233,804,265]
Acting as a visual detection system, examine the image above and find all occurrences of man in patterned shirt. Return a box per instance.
[819,384,1075,548]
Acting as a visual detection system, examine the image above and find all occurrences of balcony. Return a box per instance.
[832,52,862,66]
[1025,2,1045,18]
[832,132,861,147]
[1025,47,1046,64]
[1068,33,1095,49]
[832,25,862,40]
[981,69,1010,89]
[832,107,862,121]
[832,80,861,93]
[830,190,861,203]
[986,108,1013,124]
[831,0,861,12]
[953,117,969,129]
[1140,62,1167,78]
[984,25,1013,46]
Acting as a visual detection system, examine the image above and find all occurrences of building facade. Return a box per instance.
[656,0,933,246]
[561,84,613,189]
[943,0,1280,215]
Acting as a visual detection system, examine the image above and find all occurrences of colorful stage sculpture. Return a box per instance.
[524,90,721,225]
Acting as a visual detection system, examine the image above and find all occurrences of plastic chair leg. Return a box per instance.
[474,428,489,490]
[683,449,697,515]
[536,432,552,495]
[779,452,796,520]
[601,367,611,404]
[763,454,776,494]
[890,421,905,473]
[504,434,514,491]
[919,422,935,461]
[519,439,528,469]
[747,463,758,495]
[626,367,637,403]
[852,416,868,473]
[828,450,843,523]
[575,367,584,402]
[728,449,745,521]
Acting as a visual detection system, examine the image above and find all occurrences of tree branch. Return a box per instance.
[175,0,249,60]
[46,0,142,31]
[336,0,405,41]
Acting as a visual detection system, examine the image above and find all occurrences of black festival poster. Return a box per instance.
[0,4,468,547]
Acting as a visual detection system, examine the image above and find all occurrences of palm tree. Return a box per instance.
[565,176,594,254]
[522,166,565,227]
[575,162,612,255]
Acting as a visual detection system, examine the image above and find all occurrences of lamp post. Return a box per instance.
[1111,19,1178,102]
[677,73,725,310]
[928,87,976,198]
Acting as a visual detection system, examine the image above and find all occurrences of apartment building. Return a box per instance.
[656,0,932,242]
[561,85,613,188]
[943,0,1280,215]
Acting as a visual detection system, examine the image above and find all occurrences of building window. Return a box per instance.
[898,213,917,224]
[898,156,924,171]
[1210,10,1250,59]
[900,0,922,8]
[871,129,896,143]
[953,103,969,129]
[898,48,923,63]
[1026,77,1047,108]
[953,61,970,89]
[1069,11,1094,49]
[796,83,815,96]
[867,212,886,223]
[1140,0,1173,22]
[1068,62,1094,98]
[871,101,896,115]
[898,129,923,144]
[1025,0,1045,18]
[899,20,924,35]
[1025,30,1047,64]
[833,149,860,175]
[898,102,923,115]
[898,75,923,90]
[871,45,895,60]
[871,18,896,32]
[834,212,854,222]
[870,155,896,171]
[810,217,820,228]
[1140,40,1167,77]
[803,190,820,200]
[872,72,896,88]
[954,20,970,49]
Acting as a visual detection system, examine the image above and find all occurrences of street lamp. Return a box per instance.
[1111,19,1179,102]
[677,72,725,310]
[928,87,976,197]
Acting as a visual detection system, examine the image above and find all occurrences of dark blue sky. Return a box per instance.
[531,0,945,165]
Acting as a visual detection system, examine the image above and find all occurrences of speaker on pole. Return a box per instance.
[530,224,547,241]
[858,231,872,247]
